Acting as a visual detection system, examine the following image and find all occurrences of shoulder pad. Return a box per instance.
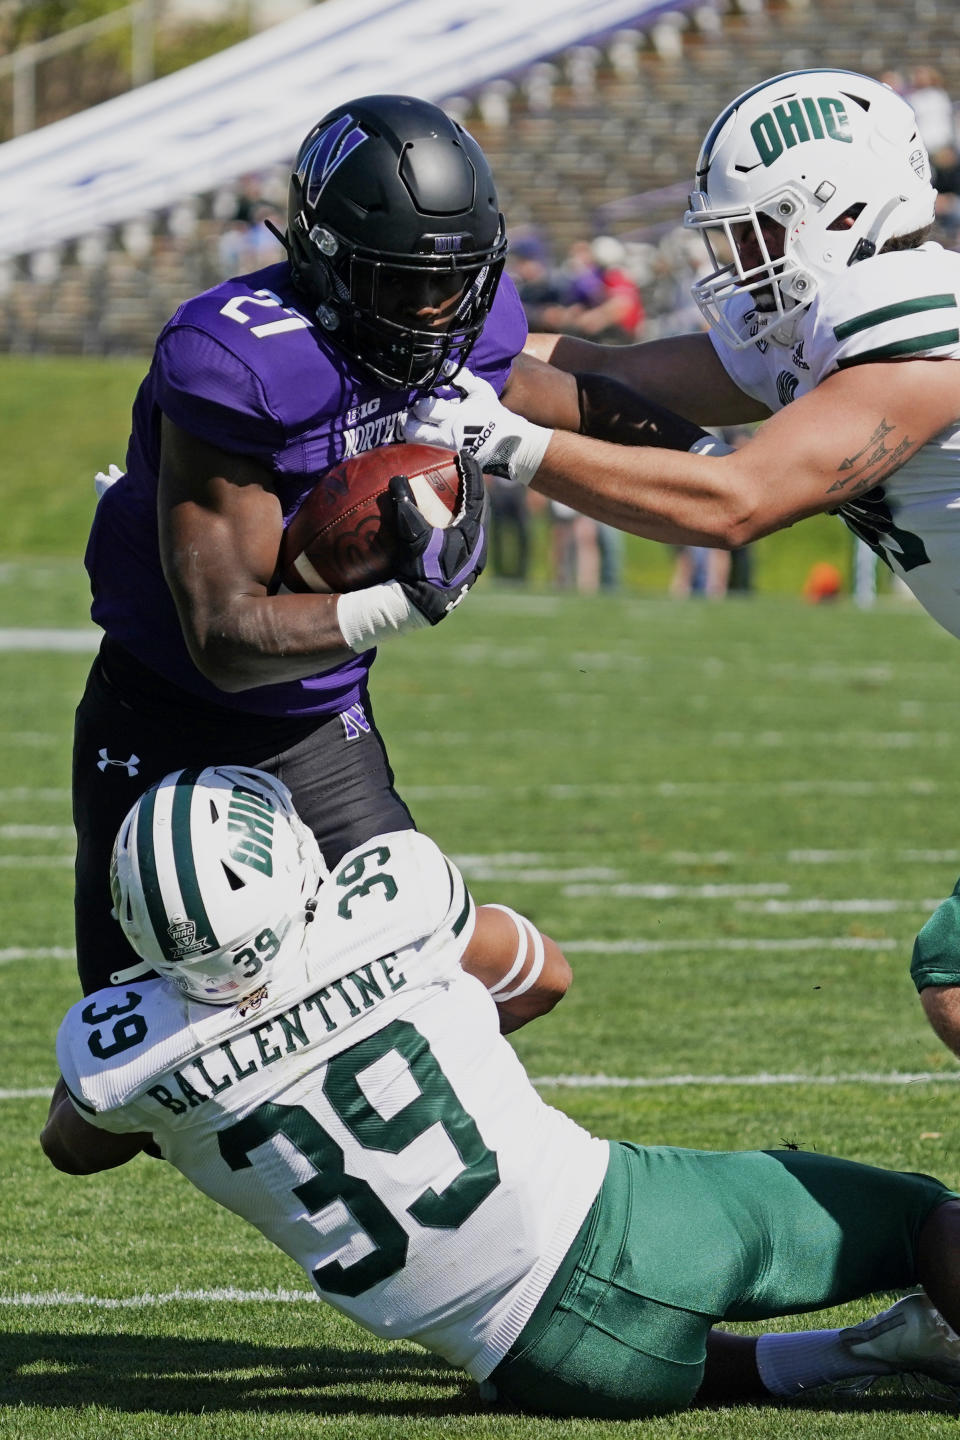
[321,831,473,966]
[810,246,960,373]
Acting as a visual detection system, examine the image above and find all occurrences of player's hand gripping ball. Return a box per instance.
[278,443,464,594]
[388,449,489,624]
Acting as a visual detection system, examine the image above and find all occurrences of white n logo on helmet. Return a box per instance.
[299,114,368,204]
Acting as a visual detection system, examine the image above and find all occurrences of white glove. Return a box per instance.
[404,369,552,486]
[94,463,124,498]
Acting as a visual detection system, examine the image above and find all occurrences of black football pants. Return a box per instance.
[72,639,416,994]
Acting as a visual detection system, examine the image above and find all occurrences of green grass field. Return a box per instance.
[4,358,960,1437]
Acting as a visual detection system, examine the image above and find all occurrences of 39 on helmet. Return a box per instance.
[109,765,326,1003]
[684,69,937,348]
[280,93,507,390]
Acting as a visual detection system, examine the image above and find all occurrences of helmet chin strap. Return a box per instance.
[109,958,155,985]
[848,195,904,265]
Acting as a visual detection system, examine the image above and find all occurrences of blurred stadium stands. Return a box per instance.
[1,0,958,354]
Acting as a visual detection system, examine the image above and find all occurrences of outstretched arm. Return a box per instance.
[410,358,960,548]
[522,331,770,427]
[534,357,960,546]
[461,905,571,1034]
[502,351,724,451]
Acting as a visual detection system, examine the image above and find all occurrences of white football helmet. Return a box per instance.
[684,69,937,348]
[109,765,326,1003]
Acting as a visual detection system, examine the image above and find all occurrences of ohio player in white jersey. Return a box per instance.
[400,69,960,1066]
[42,767,960,1416]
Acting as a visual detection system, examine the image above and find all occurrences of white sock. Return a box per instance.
[755,1329,896,1397]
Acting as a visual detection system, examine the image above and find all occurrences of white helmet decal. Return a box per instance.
[684,69,937,349]
[110,765,326,1003]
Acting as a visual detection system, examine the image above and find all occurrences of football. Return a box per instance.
[278,443,462,594]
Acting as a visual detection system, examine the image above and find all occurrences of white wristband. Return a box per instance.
[484,904,527,995]
[336,582,430,653]
[498,419,553,487]
[485,903,545,1002]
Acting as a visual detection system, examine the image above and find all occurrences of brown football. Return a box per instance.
[278,444,462,593]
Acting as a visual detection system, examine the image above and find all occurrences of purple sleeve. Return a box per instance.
[153,324,287,463]
[468,273,528,397]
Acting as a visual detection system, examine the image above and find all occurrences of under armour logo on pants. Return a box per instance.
[97,749,140,776]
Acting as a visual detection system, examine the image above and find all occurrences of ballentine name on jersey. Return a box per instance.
[147,955,407,1115]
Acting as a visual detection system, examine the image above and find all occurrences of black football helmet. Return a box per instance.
[282,94,508,390]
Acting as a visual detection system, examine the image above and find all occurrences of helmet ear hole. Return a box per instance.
[827,202,865,231]
[221,861,246,891]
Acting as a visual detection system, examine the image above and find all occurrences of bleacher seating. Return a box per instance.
[2,0,959,354]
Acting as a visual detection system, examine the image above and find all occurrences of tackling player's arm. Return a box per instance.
[158,418,357,691]
[40,1076,149,1176]
[410,356,960,543]
[526,356,960,547]
[521,331,770,428]
[500,349,753,448]
[461,905,571,1035]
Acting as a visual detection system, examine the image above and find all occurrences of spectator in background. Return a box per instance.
[549,499,600,592]
[506,230,569,332]
[904,65,956,157]
[487,471,532,582]
[218,200,285,276]
[899,67,960,249]
[669,545,730,600]
[549,236,645,344]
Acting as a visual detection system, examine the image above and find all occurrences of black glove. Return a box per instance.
[388,450,489,625]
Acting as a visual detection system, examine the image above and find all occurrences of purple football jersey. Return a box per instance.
[86,261,527,717]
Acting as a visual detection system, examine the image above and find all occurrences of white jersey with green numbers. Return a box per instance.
[56,829,608,1380]
[710,241,960,640]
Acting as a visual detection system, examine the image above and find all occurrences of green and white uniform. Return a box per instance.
[57,825,955,1417]
[56,830,608,1381]
[712,243,960,639]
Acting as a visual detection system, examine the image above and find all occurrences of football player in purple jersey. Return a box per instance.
[74,94,532,996]
[74,89,716,997]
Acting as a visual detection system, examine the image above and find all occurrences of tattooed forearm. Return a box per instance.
[826,420,917,496]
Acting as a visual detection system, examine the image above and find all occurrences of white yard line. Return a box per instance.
[0,629,98,651]
[735,898,940,914]
[0,1287,317,1307]
[531,1071,960,1088]
[561,936,899,953]
[0,947,75,964]
[0,936,905,970]
[0,825,73,839]
[7,1069,958,1107]
[404,779,942,799]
